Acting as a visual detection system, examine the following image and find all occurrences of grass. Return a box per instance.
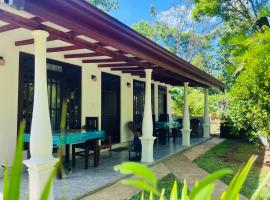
[194,139,270,200]
[129,173,183,200]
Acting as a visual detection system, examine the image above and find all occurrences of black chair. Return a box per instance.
[159,114,169,122]
[72,117,99,169]
[159,114,170,143]
[172,118,182,141]
[85,117,99,130]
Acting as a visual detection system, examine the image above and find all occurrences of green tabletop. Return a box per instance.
[155,121,181,130]
[24,130,105,147]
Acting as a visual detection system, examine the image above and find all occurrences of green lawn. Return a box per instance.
[194,139,270,199]
[130,173,183,200]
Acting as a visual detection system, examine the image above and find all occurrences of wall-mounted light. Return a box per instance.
[0,56,5,66]
[91,75,97,81]
[127,82,131,88]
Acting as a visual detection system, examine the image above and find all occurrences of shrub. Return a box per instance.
[115,156,270,200]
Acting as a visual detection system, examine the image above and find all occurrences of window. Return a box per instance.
[18,53,82,132]
[133,80,155,123]
[158,86,167,116]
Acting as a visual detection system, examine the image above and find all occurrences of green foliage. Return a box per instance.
[87,0,119,12]
[114,162,159,195]
[40,161,60,200]
[171,87,205,117]
[194,139,270,199]
[132,7,217,65]
[2,121,59,200]
[3,122,25,200]
[228,27,270,139]
[131,174,183,200]
[116,156,268,200]
[192,0,269,89]
[192,0,267,22]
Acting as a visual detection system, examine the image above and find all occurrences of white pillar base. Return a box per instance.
[23,157,59,200]
[203,123,210,138]
[181,128,191,147]
[140,137,155,163]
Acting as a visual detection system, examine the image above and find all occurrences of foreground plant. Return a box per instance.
[2,122,60,200]
[114,155,270,200]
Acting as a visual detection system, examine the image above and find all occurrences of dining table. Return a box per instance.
[154,121,181,130]
[24,129,105,178]
[154,121,181,144]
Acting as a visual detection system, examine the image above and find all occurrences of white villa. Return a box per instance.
[0,0,224,199]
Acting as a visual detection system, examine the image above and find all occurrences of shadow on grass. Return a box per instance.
[194,139,269,199]
[129,173,183,200]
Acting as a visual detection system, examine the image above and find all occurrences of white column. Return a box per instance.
[140,69,155,163]
[166,85,172,121]
[203,88,210,138]
[154,83,159,121]
[23,30,58,200]
[181,82,191,146]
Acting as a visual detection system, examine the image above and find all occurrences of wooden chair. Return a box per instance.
[72,117,99,169]
[100,135,112,157]
[127,121,142,160]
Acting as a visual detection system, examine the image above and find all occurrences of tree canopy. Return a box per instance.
[132,0,270,141]
[88,0,119,12]
[228,27,270,139]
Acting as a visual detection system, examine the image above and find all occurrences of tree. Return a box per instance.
[87,0,119,12]
[192,0,267,23]
[228,27,270,142]
[132,3,217,63]
[133,2,223,117]
[192,0,269,89]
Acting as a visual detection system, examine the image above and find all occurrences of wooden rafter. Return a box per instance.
[47,45,81,52]
[98,63,139,68]
[0,24,19,32]
[0,9,152,69]
[82,58,121,63]
[64,52,103,58]
[15,36,56,46]
[111,67,144,71]
[20,0,225,89]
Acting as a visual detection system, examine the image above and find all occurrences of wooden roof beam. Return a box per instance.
[0,9,151,69]
[47,45,82,52]
[82,58,121,63]
[98,63,139,68]
[64,52,103,58]
[110,67,144,71]
[0,24,19,32]
[15,36,56,46]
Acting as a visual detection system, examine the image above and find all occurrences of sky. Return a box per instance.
[109,0,174,26]
[109,0,220,34]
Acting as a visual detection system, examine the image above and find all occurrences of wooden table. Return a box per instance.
[24,130,105,178]
[154,121,181,143]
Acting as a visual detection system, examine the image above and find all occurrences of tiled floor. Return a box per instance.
[0,137,206,200]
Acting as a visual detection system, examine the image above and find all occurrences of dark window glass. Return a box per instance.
[18,53,82,132]
[158,86,167,116]
[133,80,154,123]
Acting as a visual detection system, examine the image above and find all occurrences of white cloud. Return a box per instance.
[157,4,194,32]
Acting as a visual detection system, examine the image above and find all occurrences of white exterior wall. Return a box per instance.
[81,64,102,129]
[0,39,20,166]
[0,39,170,165]
[120,73,133,143]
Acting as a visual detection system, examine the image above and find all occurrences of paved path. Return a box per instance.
[82,137,246,200]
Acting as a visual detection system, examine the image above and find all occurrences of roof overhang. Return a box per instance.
[0,0,225,90]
